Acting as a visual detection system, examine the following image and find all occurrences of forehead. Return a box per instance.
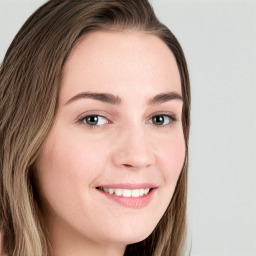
[60,30,181,103]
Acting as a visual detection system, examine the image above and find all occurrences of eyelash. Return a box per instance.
[77,113,177,130]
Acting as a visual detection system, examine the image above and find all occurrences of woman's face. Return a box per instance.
[36,31,185,255]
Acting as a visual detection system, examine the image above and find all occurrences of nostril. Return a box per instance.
[123,164,133,167]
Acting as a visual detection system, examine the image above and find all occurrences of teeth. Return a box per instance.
[132,189,140,197]
[123,189,132,197]
[100,187,151,197]
[144,188,150,195]
[115,189,122,196]
[103,188,109,193]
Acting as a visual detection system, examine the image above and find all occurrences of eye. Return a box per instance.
[81,115,108,126]
[148,114,176,126]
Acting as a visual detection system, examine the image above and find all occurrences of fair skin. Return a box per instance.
[35,30,185,256]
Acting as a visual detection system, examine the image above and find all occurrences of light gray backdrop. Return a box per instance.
[0,1,255,256]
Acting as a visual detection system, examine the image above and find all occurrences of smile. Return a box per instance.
[97,187,151,197]
[96,185,156,209]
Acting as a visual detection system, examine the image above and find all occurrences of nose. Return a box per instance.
[111,127,156,170]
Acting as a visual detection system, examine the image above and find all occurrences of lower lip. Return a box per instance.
[97,189,156,209]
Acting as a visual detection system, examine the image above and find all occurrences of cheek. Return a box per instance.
[153,132,185,218]
[35,132,86,209]
[38,129,102,177]
[158,133,186,183]
[35,127,111,208]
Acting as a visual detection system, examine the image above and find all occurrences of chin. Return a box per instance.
[100,213,161,246]
[105,225,155,246]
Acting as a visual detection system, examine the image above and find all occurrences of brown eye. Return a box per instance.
[149,115,175,126]
[83,115,107,126]
[85,116,98,125]
[152,115,165,125]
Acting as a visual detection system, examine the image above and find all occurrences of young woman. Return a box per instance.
[0,1,190,255]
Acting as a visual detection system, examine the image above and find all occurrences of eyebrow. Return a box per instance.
[65,92,121,105]
[65,91,183,106]
[147,92,183,105]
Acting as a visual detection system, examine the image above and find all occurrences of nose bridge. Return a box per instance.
[111,123,155,169]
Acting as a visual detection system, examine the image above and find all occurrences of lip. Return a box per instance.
[96,183,157,209]
[96,183,157,190]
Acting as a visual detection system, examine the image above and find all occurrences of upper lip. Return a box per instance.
[96,183,157,189]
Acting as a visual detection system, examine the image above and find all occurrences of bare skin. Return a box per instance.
[35,31,185,256]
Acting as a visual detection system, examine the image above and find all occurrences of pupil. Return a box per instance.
[153,116,164,125]
[87,116,98,125]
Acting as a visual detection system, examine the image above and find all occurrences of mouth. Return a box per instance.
[96,187,153,198]
[95,183,157,208]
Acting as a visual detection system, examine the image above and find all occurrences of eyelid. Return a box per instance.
[77,114,110,124]
[76,110,178,129]
[146,112,177,127]
[76,110,110,121]
[146,111,177,121]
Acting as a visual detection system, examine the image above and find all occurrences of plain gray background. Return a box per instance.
[0,1,255,255]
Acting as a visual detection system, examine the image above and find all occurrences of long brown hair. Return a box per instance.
[0,1,190,255]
